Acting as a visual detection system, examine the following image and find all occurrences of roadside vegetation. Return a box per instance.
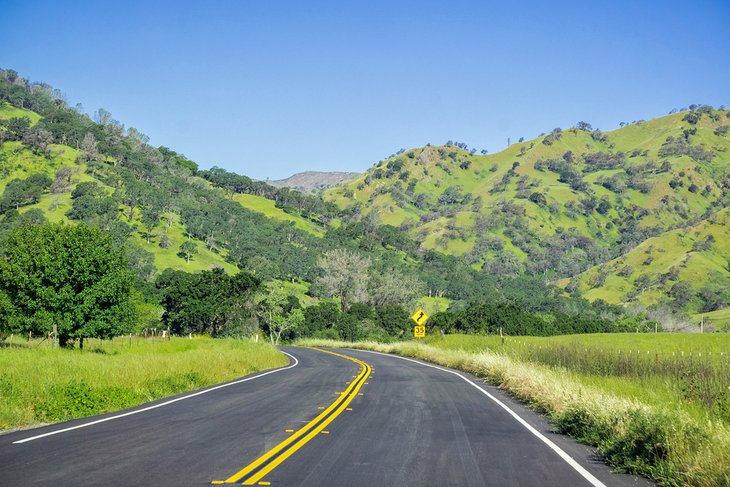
[0,336,285,430]
[299,335,730,487]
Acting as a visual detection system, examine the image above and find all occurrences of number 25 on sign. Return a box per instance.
[411,308,428,338]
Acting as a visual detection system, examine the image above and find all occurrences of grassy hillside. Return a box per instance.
[232,193,326,236]
[0,141,238,275]
[0,101,41,125]
[326,107,730,311]
[565,208,730,320]
[3,70,727,321]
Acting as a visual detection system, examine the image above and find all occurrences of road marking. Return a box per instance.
[350,349,607,487]
[214,348,371,485]
[12,352,300,445]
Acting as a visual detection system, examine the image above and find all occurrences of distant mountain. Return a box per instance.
[269,171,359,191]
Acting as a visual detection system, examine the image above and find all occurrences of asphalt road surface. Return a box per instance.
[0,346,653,486]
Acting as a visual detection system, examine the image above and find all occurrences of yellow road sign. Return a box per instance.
[411,308,429,326]
[414,325,426,338]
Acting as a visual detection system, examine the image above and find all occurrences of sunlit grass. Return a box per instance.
[0,336,286,430]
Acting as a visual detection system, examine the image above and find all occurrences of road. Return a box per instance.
[0,346,652,486]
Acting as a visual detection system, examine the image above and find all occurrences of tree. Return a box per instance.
[0,173,52,212]
[156,268,260,336]
[1,117,30,141]
[179,240,197,264]
[80,132,100,162]
[302,301,340,337]
[125,243,156,281]
[373,305,410,338]
[254,283,303,344]
[23,126,53,157]
[0,223,135,347]
[159,234,171,249]
[368,269,425,308]
[316,249,371,312]
[140,207,160,244]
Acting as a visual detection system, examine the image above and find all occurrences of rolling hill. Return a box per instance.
[325,106,730,314]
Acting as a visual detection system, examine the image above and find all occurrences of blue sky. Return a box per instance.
[1,0,728,180]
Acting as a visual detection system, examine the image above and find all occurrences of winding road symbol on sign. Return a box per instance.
[411,308,429,326]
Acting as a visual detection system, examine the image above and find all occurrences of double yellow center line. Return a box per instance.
[212,348,372,485]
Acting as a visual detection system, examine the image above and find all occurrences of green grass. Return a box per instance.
[423,333,730,421]
[300,336,730,486]
[415,296,452,315]
[130,211,239,274]
[0,102,41,125]
[233,193,326,236]
[574,208,730,311]
[695,308,730,331]
[0,336,286,430]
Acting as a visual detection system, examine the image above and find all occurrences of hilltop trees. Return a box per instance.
[0,223,135,347]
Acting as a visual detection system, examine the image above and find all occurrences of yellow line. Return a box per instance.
[218,348,371,485]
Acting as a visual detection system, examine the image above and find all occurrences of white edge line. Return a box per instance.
[349,348,606,487]
[12,351,299,444]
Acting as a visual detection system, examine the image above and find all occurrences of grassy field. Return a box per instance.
[300,334,730,486]
[425,333,730,421]
[0,336,286,431]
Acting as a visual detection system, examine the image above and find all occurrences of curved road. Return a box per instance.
[0,347,651,486]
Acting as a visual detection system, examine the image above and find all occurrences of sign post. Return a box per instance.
[411,308,429,338]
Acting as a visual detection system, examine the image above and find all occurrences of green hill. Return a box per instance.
[325,106,730,313]
[563,207,730,315]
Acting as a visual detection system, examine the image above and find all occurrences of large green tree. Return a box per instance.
[156,268,260,336]
[0,223,135,347]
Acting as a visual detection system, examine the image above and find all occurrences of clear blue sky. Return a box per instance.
[1,0,728,180]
